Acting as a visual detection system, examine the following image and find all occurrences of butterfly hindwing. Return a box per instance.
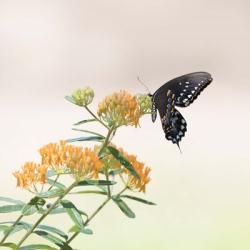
[163,108,187,144]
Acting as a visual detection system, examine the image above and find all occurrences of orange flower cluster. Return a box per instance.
[13,141,103,189]
[96,144,151,193]
[97,90,140,127]
[13,162,48,189]
[125,154,151,193]
[39,141,102,180]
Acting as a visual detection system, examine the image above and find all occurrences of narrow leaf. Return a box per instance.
[77,179,116,186]
[38,189,64,198]
[38,207,66,215]
[109,169,124,176]
[112,197,136,218]
[0,225,10,232]
[69,190,107,195]
[73,119,96,126]
[19,244,58,250]
[69,225,93,235]
[47,178,66,190]
[34,230,64,246]
[46,169,57,178]
[37,225,68,240]
[71,128,105,138]
[0,196,25,205]
[64,95,78,106]
[0,204,23,213]
[0,242,17,249]
[107,146,140,179]
[21,204,38,216]
[66,136,104,143]
[60,200,85,230]
[120,195,156,205]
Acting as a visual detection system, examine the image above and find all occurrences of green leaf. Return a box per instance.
[46,178,66,190]
[112,197,136,218]
[46,169,57,178]
[77,179,116,186]
[69,190,107,195]
[71,128,105,138]
[120,195,156,205]
[0,204,23,213]
[21,197,46,216]
[73,119,97,126]
[66,136,104,143]
[38,206,66,215]
[64,95,78,106]
[38,189,64,198]
[107,146,140,179]
[0,242,17,249]
[21,204,38,216]
[0,225,10,232]
[109,169,124,176]
[82,227,93,235]
[49,207,66,214]
[29,197,46,206]
[60,200,85,230]
[37,225,68,240]
[4,221,31,235]
[33,230,64,246]
[0,196,25,205]
[19,244,58,250]
[69,225,93,235]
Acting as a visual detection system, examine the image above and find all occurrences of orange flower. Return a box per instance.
[14,141,104,190]
[13,162,48,189]
[124,154,151,193]
[97,90,140,127]
[98,144,151,193]
[39,141,102,180]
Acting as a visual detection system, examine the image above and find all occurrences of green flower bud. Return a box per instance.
[72,87,94,106]
[136,94,152,115]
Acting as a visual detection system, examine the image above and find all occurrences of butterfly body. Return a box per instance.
[150,72,212,147]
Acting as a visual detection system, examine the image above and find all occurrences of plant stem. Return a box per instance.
[98,127,114,156]
[47,174,60,191]
[16,181,78,249]
[84,106,109,129]
[0,214,24,244]
[66,186,127,245]
[98,127,114,197]
[66,123,116,246]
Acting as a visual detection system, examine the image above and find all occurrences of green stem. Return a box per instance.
[98,128,115,197]
[98,127,114,157]
[0,214,24,244]
[47,174,60,191]
[16,181,78,249]
[104,169,111,198]
[84,106,109,129]
[65,122,116,246]
[65,186,127,245]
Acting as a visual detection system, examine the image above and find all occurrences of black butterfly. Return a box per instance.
[150,72,213,149]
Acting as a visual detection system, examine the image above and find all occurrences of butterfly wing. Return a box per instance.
[152,89,175,128]
[164,108,187,145]
[154,72,212,108]
[151,72,212,147]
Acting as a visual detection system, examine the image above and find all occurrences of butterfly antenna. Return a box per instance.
[137,76,151,94]
[176,141,182,154]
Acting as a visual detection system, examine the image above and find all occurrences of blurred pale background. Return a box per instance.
[1,0,250,249]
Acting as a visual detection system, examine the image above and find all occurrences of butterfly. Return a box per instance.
[149,72,213,149]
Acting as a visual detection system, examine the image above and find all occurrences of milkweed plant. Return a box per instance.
[0,88,155,250]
